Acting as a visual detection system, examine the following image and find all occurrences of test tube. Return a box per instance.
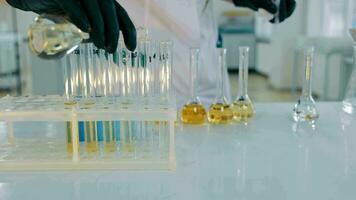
[157,41,174,155]
[92,47,104,144]
[64,48,83,154]
[63,56,76,106]
[62,56,78,154]
[118,36,135,155]
[103,51,119,153]
[80,44,98,153]
[159,41,174,104]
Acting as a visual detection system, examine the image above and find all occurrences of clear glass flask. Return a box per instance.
[231,47,255,122]
[342,29,356,114]
[293,47,319,122]
[181,48,207,124]
[28,15,89,59]
[208,48,233,124]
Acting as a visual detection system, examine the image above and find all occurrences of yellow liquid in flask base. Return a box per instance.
[181,103,207,124]
[231,101,255,122]
[208,103,234,124]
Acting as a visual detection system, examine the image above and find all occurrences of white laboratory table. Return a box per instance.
[0,102,355,200]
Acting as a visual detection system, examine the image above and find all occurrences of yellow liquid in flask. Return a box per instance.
[231,101,255,122]
[181,103,207,124]
[208,103,234,124]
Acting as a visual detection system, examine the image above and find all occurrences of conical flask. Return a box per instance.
[28,15,89,59]
[342,29,356,114]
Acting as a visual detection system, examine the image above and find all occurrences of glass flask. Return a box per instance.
[208,48,234,124]
[342,29,356,114]
[293,47,319,122]
[28,15,89,59]
[231,47,255,122]
[181,48,207,124]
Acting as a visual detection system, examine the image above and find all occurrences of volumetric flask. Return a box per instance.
[293,47,319,122]
[231,47,255,122]
[180,48,207,125]
[208,48,233,124]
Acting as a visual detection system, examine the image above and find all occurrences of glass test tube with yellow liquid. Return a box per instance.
[63,48,80,154]
[80,44,99,153]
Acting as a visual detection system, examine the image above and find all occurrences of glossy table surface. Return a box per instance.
[0,103,355,200]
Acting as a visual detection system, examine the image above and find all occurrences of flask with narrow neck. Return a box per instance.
[28,15,89,59]
[293,47,319,122]
[181,48,207,124]
[208,48,233,124]
[231,47,255,122]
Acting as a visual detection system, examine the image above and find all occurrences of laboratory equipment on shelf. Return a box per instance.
[343,29,356,114]
[208,48,233,124]
[231,47,255,122]
[293,47,319,122]
[28,15,89,59]
[180,48,207,125]
[0,30,176,171]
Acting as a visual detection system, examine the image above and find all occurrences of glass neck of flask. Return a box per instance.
[302,47,314,97]
[189,48,200,102]
[238,47,249,97]
[216,48,227,101]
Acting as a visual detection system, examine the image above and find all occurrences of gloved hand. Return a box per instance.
[269,0,296,23]
[232,0,296,23]
[6,0,137,53]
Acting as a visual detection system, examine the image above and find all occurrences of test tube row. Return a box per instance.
[63,30,173,157]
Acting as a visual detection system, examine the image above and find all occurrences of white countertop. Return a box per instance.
[0,102,355,200]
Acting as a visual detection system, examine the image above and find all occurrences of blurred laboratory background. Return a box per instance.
[0,0,355,102]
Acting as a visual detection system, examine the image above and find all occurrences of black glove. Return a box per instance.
[6,0,137,53]
[270,0,296,23]
[232,0,296,23]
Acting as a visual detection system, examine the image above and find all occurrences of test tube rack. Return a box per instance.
[0,95,176,171]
